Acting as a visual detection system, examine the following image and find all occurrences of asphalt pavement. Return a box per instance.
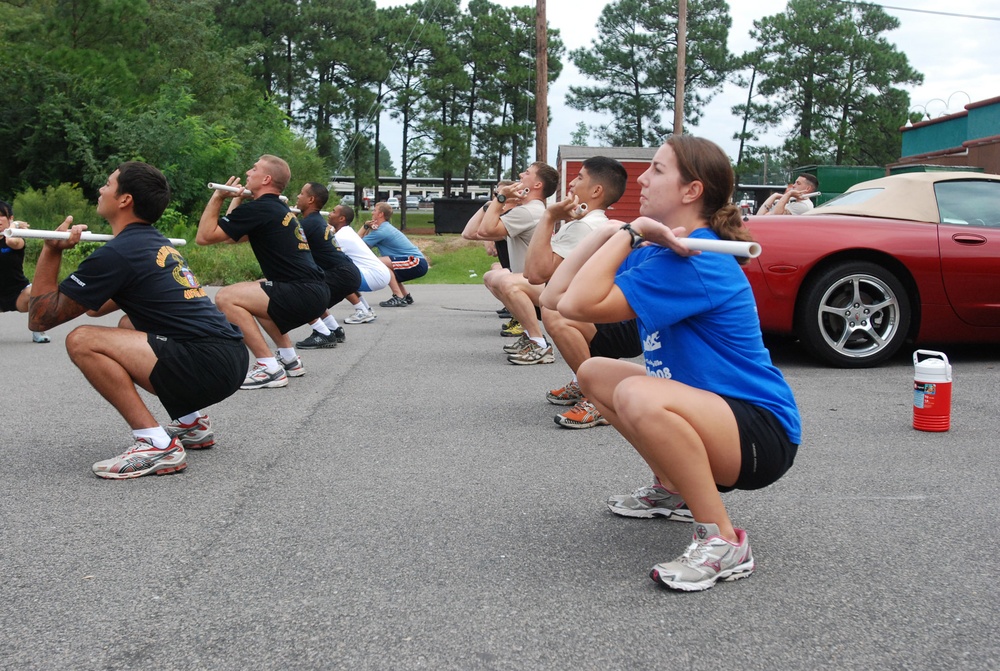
[2,284,998,670]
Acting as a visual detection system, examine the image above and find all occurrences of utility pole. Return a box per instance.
[535,0,548,163]
[673,0,687,136]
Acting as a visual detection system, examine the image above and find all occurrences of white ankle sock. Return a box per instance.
[176,411,202,425]
[134,427,172,449]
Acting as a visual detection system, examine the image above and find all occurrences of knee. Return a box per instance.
[541,308,566,335]
[612,377,655,425]
[577,357,600,390]
[64,325,98,362]
[215,287,234,311]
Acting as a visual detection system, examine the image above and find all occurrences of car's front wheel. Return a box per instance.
[797,261,911,368]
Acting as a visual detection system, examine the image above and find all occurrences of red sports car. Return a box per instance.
[743,171,1000,367]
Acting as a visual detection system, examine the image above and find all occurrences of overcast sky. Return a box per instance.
[375,0,1000,168]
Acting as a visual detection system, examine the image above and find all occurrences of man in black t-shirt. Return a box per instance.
[197,155,330,389]
[293,182,361,349]
[28,162,247,480]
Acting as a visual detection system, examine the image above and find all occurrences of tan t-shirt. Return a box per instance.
[550,209,609,259]
[501,199,545,273]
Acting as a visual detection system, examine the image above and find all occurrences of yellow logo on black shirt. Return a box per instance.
[156,246,207,299]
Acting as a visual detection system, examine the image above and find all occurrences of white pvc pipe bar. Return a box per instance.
[4,228,187,247]
[207,183,288,203]
[679,237,761,258]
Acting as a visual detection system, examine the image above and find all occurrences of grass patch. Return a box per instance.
[408,235,495,285]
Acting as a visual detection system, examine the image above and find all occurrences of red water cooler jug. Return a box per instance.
[913,350,952,432]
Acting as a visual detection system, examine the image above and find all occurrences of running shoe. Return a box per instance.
[507,340,554,365]
[606,483,693,521]
[296,331,337,349]
[379,295,409,307]
[345,307,377,324]
[403,293,414,305]
[555,399,609,429]
[276,353,305,377]
[166,415,215,449]
[241,362,289,389]
[92,437,187,480]
[649,523,755,592]
[331,326,346,343]
[500,318,524,337]
[497,307,511,319]
[502,333,530,354]
[32,331,50,343]
[547,380,583,406]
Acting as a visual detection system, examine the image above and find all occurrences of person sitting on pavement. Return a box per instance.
[556,135,801,592]
[328,203,391,324]
[358,202,428,307]
[461,162,558,340]
[756,174,818,215]
[27,161,246,479]
[0,201,51,344]
[292,182,361,349]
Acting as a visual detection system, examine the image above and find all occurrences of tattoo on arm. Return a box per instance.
[28,291,87,331]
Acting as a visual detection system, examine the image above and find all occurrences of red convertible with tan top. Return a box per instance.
[743,171,1000,367]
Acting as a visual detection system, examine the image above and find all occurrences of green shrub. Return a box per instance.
[13,183,104,232]
[182,243,262,285]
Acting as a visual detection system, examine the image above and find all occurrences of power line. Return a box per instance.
[832,0,1000,21]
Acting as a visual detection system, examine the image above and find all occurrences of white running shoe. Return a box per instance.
[649,523,755,592]
[276,353,305,377]
[92,437,187,480]
[345,307,377,324]
[241,362,288,389]
[606,484,693,521]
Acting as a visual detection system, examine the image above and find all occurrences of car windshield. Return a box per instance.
[816,188,884,209]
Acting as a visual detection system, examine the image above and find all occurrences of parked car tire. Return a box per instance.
[796,261,911,368]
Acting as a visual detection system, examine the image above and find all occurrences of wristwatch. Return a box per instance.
[496,193,507,204]
[620,223,644,249]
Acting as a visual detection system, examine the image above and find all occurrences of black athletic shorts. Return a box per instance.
[262,279,330,334]
[323,265,362,308]
[0,283,28,312]
[148,334,248,420]
[718,397,798,492]
[590,319,642,359]
[496,239,511,270]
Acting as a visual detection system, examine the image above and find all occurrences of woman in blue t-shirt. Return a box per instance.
[557,135,801,592]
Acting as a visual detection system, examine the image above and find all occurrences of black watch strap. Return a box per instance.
[620,223,644,249]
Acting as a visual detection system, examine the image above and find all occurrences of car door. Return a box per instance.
[936,179,1000,326]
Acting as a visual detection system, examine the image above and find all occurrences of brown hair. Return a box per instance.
[374,201,393,221]
[531,162,559,199]
[666,135,754,264]
[259,155,291,192]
